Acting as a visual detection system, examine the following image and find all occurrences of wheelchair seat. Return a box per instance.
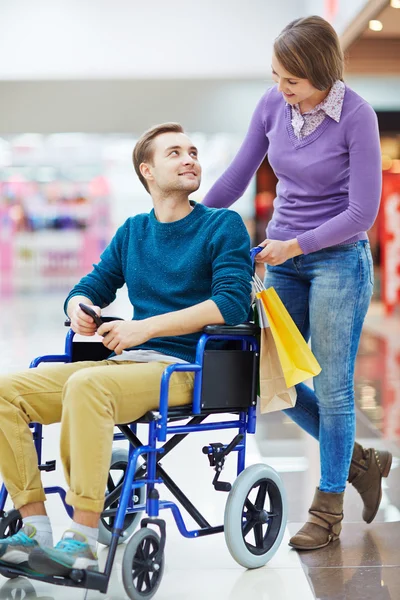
[137,404,248,423]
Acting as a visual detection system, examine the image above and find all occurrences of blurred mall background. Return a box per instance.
[0,0,399,311]
[0,2,400,599]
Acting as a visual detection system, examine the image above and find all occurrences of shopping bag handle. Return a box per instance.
[250,246,263,266]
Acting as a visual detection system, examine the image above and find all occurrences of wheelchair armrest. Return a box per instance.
[64,316,124,327]
[203,323,260,336]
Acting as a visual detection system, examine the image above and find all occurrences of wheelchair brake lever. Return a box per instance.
[202,434,244,465]
[223,434,244,457]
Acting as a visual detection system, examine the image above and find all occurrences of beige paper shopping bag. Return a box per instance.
[256,297,297,414]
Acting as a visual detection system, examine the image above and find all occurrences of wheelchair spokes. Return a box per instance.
[242,480,281,553]
[0,510,23,540]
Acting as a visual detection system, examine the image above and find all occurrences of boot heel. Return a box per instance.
[382,453,392,478]
[349,443,393,524]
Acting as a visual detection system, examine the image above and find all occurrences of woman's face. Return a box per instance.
[271,53,322,106]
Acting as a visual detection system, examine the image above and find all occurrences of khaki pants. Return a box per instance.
[0,360,194,513]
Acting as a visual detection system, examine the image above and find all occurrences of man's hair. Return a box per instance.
[274,15,344,91]
[132,122,185,193]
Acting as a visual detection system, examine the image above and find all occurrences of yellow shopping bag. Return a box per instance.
[256,286,321,388]
[255,296,297,413]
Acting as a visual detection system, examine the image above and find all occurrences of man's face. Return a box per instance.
[143,132,202,195]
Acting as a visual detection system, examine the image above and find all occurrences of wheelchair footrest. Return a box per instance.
[38,460,56,472]
[0,564,108,592]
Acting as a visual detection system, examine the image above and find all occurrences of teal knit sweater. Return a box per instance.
[65,202,252,363]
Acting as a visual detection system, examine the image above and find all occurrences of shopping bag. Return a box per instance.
[253,273,321,388]
[255,295,297,414]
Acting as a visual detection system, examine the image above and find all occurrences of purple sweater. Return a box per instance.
[203,85,382,255]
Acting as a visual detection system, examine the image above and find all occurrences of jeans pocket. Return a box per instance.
[364,244,374,286]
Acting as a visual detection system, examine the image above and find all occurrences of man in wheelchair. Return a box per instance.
[0,123,252,577]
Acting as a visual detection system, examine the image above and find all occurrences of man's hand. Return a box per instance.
[70,303,102,336]
[98,320,150,355]
[255,238,303,266]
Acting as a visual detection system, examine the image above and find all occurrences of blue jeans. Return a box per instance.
[264,241,374,493]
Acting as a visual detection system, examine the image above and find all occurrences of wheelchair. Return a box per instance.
[0,313,287,599]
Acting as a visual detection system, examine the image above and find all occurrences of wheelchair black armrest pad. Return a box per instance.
[203,323,260,336]
[64,316,124,327]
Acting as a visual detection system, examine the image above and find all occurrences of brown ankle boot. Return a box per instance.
[289,488,344,551]
[348,442,392,524]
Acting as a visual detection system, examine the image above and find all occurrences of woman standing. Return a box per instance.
[203,15,392,550]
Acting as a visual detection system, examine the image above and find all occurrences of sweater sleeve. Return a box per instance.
[297,103,382,255]
[209,210,253,324]
[64,223,127,315]
[202,91,270,209]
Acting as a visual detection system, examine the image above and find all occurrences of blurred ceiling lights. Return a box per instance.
[369,19,383,31]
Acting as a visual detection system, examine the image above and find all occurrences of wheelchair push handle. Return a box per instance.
[250,246,263,266]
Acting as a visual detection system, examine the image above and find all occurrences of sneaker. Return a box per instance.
[0,525,41,574]
[28,530,98,576]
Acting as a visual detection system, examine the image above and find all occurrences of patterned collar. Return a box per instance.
[292,80,345,122]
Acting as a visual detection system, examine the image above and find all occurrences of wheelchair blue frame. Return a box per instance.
[0,327,259,593]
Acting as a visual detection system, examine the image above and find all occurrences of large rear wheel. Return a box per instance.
[224,463,287,568]
[98,448,145,546]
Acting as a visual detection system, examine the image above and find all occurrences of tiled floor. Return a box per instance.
[0,292,398,599]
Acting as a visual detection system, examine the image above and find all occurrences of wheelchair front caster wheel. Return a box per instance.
[0,510,22,578]
[224,463,287,569]
[0,578,37,598]
[98,448,145,546]
[0,510,23,540]
[122,528,164,600]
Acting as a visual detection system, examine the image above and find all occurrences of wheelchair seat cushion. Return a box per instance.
[136,405,247,423]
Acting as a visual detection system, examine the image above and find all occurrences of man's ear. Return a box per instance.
[140,162,153,184]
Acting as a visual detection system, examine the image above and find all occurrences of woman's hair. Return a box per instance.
[274,15,344,90]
